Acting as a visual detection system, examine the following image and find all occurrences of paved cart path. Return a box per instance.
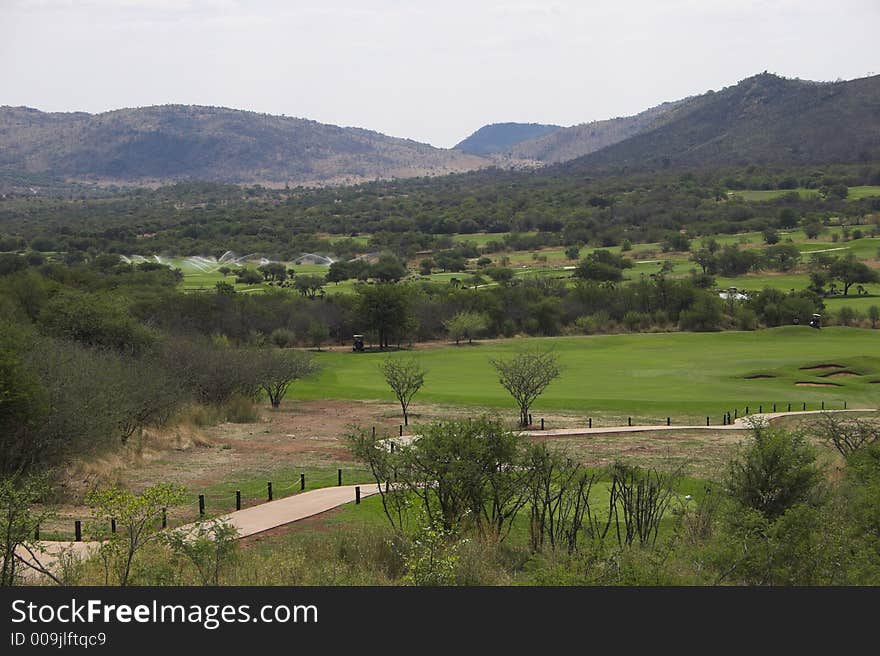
[520,408,877,438]
[387,408,878,446]
[17,483,381,582]
[17,408,877,581]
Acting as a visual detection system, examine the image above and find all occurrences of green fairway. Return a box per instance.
[290,328,880,421]
[729,186,880,202]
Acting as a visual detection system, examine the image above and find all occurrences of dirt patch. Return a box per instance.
[799,364,844,371]
[820,371,861,378]
[744,374,775,379]
[530,429,742,479]
[795,381,842,387]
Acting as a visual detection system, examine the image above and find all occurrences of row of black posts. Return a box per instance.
[52,399,848,540]
[51,469,364,541]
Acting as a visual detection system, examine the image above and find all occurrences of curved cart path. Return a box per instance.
[520,408,878,438]
[18,483,381,582]
[18,408,877,581]
[388,408,878,446]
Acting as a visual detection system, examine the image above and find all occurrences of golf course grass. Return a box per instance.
[290,328,880,421]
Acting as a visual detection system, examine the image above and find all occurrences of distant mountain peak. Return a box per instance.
[455,122,562,156]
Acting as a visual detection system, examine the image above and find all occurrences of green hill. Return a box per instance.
[561,73,880,173]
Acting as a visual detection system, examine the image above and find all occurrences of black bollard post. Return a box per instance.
[111,518,116,534]
[803,402,806,411]
[300,473,305,491]
[773,403,776,412]
[628,417,632,427]
[198,494,205,517]
[236,490,241,511]
[746,405,749,414]
[528,413,533,425]
[821,401,825,410]
[844,401,847,409]
[355,486,361,505]
[589,418,592,428]
[706,416,710,426]
[75,520,82,542]
[667,417,671,426]
[541,418,545,430]
[337,469,342,486]
[759,405,762,413]
[267,482,273,501]
[371,426,376,438]
[787,403,791,412]
[162,508,167,529]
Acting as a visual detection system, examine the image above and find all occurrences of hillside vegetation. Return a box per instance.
[563,73,880,172]
[0,105,489,186]
[455,122,562,156]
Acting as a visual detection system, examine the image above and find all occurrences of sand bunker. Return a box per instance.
[799,364,844,371]
[820,371,861,378]
[795,381,842,387]
[744,374,776,379]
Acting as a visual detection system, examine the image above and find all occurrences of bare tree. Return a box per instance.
[380,356,425,426]
[608,462,682,548]
[815,412,879,458]
[252,349,318,408]
[490,349,561,427]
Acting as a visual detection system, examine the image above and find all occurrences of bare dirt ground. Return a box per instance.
[529,429,744,479]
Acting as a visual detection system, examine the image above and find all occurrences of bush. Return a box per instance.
[725,425,822,521]
[270,328,297,348]
[836,306,858,327]
[735,306,758,331]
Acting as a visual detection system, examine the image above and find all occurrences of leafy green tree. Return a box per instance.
[258,262,288,282]
[0,475,56,585]
[355,283,413,349]
[87,483,186,586]
[491,349,562,427]
[0,324,46,475]
[39,290,154,355]
[251,349,317,408]
[380,356,425,426]
[485,266,514,286]
[371,253,407,282]
[725,425,822,521]
[829,253,879,295]
[307,321,330,350]
[164,518,239,585]
[235,269,263,285]
[293,274,326,299]
[444,311,489,345]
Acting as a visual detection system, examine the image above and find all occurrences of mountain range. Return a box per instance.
[2,72,878,186]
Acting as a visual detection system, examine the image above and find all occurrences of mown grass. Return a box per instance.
[291,328,880,421]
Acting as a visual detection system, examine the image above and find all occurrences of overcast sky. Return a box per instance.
[2,0,878,148]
